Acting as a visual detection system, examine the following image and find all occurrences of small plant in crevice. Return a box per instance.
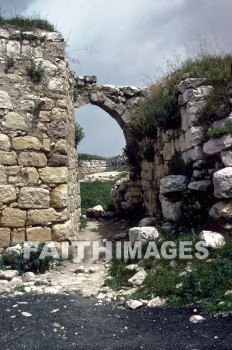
[0,13,56,31]
[80,215,88,230]
[140,139,155,162]
[72,88,78,102]
[75,122,85,146]
[204,121,232,140]
[26,60,45,83]
[182,190,215,229]
[168,152,193,177]
[4,56,14,73]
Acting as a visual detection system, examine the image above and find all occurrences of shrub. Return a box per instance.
[168,152,193,177]
[26,60,45,83]
[75,122,85,146]
[4,243,54,274]
[78,153,106,161]
[205,121,232,140]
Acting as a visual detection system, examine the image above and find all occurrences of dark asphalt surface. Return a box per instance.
[0,294,231,350]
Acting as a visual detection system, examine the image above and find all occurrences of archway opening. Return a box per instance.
[75,104,129,222]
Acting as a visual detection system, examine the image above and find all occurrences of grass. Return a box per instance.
[0,13,56,32]
[105,234,232,317]
[205,121,232,140]
[80,179,116,214]
[80,172,127,214]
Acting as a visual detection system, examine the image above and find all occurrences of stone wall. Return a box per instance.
[79,155,128,179]
[0,27,79,249]
[112,78,232,230]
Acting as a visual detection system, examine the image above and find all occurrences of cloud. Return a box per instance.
[1,0,232,156]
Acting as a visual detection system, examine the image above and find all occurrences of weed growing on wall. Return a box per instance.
[0,13,56,31]
[4,56,14,73]
[205,121,232,140]
[75,122,85,146]
[26,60,45,83]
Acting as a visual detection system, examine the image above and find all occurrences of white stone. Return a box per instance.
[160,197,183,222]
[160,175,188,194]
[44,287,60,294]
[35,59,57,76]
[147,297,166,307]
[199,230,225,248]
[203,135,232,155]
[129,227,160,245]
[189,315,205,324]
[213,168,232,198]
[220,151,232,166]
[0,270,19,281]
[0,134,11,150]
[3,112,27,131]
[126,299,143,310]
[188,180,212,191]
[0,90,13,109]
[125,264,140,271]
[22,272,35,282]
[209,201,232,220]
[128,269,147,287]
[185,127,204,150]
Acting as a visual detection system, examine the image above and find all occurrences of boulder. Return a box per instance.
[209,201,232,220]
[0,270,19,281]
[22,272,35,282]
[188,180,212,191]
[147,297,166,307]
[199,230,225,248]
[128,269,147,287]
[126,299,143,310]
[129,227,160,245]
[160,175,188,194]
[220,151,232,167]
[203,134,232,155]
[139,217,156,227]
[213,168,232,198]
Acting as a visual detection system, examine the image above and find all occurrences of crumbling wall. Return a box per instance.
[0,27,80,249]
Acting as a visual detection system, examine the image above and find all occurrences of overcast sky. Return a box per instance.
[1,0,232,156]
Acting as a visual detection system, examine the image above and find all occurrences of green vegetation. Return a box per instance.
[168,152,193,177]
[0,13,55,31]
[80,179,115,214]
[72,88,78,102]
[3,243,54,274]
[26,60,45,83]
[205,121,232,140]
[80,215,88,230]
[106,235,232,317]
[78,153,107,161]
[75,122,85,146]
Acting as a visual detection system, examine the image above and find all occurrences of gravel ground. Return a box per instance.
[0,294,231,350]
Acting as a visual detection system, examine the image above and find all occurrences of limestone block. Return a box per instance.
[48,78,64,93]
[41,97,54,111]
[0,165,7,184]
[213,168,232,198]
[0,90,13,109]
[34,58,57,76]
[0,151,17,165]
[129,227,160,245]
[39,167,68,184]
[27,208,62,225]
[203,135,232,155]
[50,184,68,208]
[182,86,213,104]
[11,229,26,244]
[0,29,10,39]
[139,217,156,227]
[209,201,232,220]
[2,112,27,131]
[26,227,52,242]
[160,175,188,194]
[22,167,39,186]
[47,154,67,166]
[0,228,10,248]
[177,78,205,94]
[188,146,204,161]
[18,187,50,209]
[46,32,63,41]
[18,152,47,167]
[52,221,71,241]
[188,180,212,191]
[20,99,35,113]
[0,185,16,204]
[6,40,20,57]
[212,115,232,129]
[0,134,11,150]
[220,151,232,166]
[185,127,204,150]
[128,269,147,287]
[12,136,41,150]
[199,230,225,248]
[160,196,183,222]
[181,100,206,129]
[0,208,26,227]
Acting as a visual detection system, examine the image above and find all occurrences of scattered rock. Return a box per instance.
[128,269,147,287]
[160,175,188,194]
[21,312,32,317]
[189,315,205,323]
[0,270,19,281]
[139,217,156,227]
[213,167,232,199]
[22,272,35,282]
[129,227,160,245]
[147,297,166,307]
[199,230,225,248]
[126,299,143,310]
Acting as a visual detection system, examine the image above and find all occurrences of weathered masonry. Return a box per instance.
[0,27,146,248]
